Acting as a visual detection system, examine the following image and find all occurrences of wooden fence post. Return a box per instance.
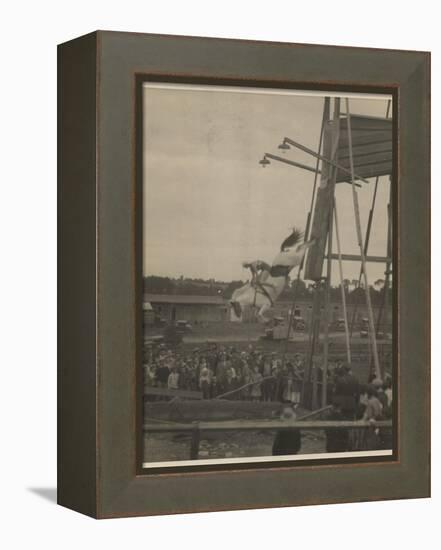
[190,422,200,460]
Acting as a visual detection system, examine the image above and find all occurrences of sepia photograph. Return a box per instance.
[3,0,432,534]
[141,82,395,469]
[55,25,431,520]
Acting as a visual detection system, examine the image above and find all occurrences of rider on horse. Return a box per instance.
[230,227,315,322]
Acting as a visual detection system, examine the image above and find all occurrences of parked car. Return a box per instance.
[358,318,387,339]
[292,316,306,331]
[263,315,305,340]
[330,318,346,332]
[175,320,193,334]
[263,316,285,340]
[144,335,165,346]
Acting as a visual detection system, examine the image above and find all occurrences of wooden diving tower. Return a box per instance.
[260,96,393,409]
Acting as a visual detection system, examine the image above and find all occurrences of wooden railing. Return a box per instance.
[144,419,392,460]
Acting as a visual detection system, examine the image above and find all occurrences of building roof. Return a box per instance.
[144,293,227,305]
[144,293,390,309]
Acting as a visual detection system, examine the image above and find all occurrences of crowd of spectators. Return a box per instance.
[144,343,393,417]
[324,364,393,452]
[144,343,393,453]
[144,344,305,402]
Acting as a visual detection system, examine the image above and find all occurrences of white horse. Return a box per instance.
[230,228,315,323]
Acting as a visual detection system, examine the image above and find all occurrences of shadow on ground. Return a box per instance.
[28,487,57,504]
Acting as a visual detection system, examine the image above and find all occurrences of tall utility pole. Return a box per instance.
[345,99,381,380]
[320,98,341,408]
[301,97,341,408]
[304,98,333,282]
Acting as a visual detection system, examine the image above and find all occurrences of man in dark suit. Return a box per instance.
[272,406,302,456]
[325,402,349,453]
[333,364,360,419]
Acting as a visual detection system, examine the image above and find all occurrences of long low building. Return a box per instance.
[144,293,229,323]
[143,292,392,328]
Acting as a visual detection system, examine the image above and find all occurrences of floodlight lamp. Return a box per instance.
[259,156,270,167]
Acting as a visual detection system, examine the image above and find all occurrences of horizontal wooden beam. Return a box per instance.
[326,253,392,263]
[282,137,369,184]
[144,386,203,400]
[265,152,362,187]
[338,131,391,148]
[339,142,392,159]
[144,419,392,432]
[264,152,322,175]
[336,162,392,183]
[339,151,392,169]
[339,114,392,131]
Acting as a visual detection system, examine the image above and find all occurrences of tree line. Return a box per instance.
[144,275,392,305]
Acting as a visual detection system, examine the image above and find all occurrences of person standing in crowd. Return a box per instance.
[155,359,170,389]
[225,363,237,395]
[379,378,393,449]
[206,346,218,376]
[261,356,273,402]
[167,367,179,390]
[209,372,217,399]
[333,364,360,419]
[363,385,383,421]
[216,353,227,395]
[374,378,388,411]
[199,362,211,399]
[293,353,304,374]
[291,362,302,407]
[283,361,302,407]
[362,384,384,450]
[250,366,263,401]
[273,360,284,402]
[282,363,294,404]
[384,378,393,413]
[325,402,349,453]
[231,348,242,382]
[241,357,252,400]
[144,362,156,387]
[188,361,198,391]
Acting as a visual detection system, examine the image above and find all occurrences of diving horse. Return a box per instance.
[230,228,315,323]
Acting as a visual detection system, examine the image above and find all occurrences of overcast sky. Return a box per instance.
[143,84,392,284]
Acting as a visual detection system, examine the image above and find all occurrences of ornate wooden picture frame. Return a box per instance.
[58,31,430,518]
